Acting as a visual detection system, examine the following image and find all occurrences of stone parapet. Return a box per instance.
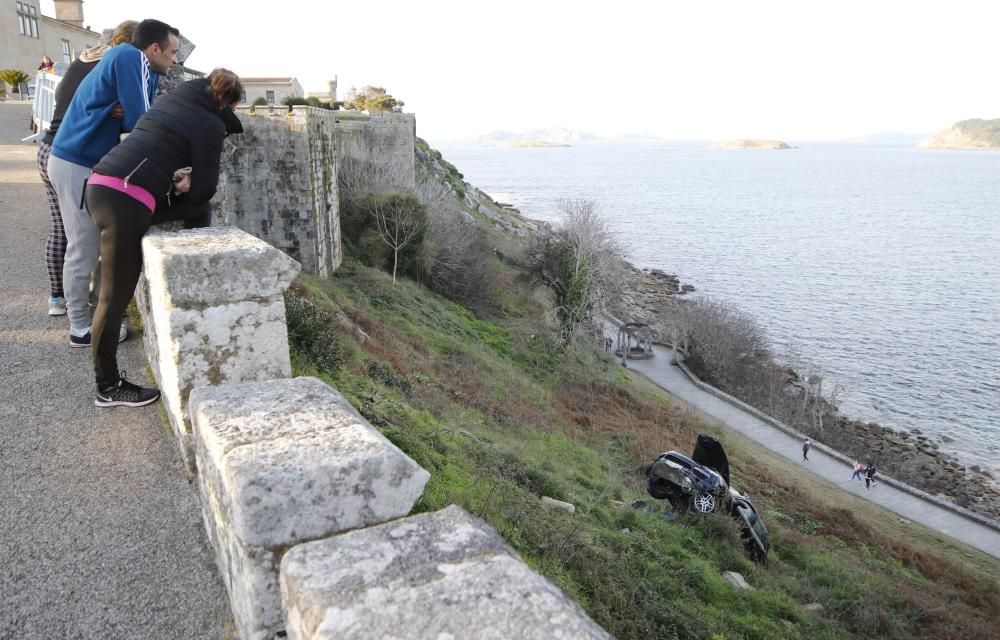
[137,227,300,469]
[280,505,611,640]
[189,376,430,640]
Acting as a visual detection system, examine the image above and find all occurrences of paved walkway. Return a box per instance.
[604,323,1000,559]
[0,103,231,639]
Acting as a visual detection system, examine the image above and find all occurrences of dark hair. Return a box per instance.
[132,19,180,50]
[207,68,243,107]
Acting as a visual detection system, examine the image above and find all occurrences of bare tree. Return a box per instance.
[412,174,498,307]
[363,192,427,283]
[528,199,628,340]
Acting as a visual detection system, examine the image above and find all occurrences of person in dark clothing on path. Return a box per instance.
[85,68,244,407]
[865,464,877,490]
[37,20,137,316]
[802,439,811,461]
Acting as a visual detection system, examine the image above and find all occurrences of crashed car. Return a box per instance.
[645,434,770,562]
[646,451,729,514]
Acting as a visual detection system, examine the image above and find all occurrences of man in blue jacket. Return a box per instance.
[48,19,180,347]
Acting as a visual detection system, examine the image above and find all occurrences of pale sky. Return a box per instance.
[43,0,1000,143]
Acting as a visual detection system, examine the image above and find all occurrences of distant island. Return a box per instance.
[497,139,571,148]
[918,118,1000,149]
[480,126,596,145]
[713,139,792,150]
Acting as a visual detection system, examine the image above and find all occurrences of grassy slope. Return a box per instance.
[286,258,999,640]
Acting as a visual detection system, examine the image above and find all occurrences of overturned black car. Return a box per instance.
[645,434,770,562]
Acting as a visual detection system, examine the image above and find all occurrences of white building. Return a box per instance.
[0,0,99,94]
[240,77,304,106]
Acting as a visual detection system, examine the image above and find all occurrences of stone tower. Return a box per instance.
[53,0,85,28]
[329,75,338,102]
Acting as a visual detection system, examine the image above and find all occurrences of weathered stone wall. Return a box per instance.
[211,107,415,279]
[212,107,340,278]
[136,227,300,470]
[333,111,416,189]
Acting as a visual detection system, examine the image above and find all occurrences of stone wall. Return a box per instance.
[333,111,416,190]
[138,226,609,640]
[212,107,342,278]
[210,107,416,280]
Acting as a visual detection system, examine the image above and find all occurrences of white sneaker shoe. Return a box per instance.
[48,296,67,316]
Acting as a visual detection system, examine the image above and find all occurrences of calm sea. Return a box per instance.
[435,141,1000,470]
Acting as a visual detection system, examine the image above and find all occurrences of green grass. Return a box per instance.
[286,257,1000,640]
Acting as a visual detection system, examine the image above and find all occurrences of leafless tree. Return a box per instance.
[363,192,426,283]
[529,199,628,341]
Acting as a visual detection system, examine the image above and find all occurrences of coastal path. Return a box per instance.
[0,102,231,639]
[603,320,1000,559]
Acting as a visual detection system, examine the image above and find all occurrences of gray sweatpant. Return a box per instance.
[48,154,98,335]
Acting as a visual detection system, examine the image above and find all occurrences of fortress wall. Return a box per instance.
[210,107,415,279]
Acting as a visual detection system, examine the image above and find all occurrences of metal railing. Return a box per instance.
[22,71,62,143]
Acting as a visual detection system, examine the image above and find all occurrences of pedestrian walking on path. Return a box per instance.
[850,460,864,483]
[802,439,810,461]
[865,464,878,490]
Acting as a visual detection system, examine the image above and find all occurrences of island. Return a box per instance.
[713,139,792,150]
[497,139,571,148]
[917,118,1000,149]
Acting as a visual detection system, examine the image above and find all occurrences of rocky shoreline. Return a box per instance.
[615,267,1000,522]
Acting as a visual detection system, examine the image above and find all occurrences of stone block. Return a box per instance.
[138,227,300,468]
[190,376,430,640]
[280,505,610,640]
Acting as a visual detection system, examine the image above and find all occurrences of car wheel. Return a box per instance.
[691,492,716,513]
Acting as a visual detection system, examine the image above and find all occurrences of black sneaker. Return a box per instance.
[95,372,160,408]
[70,330,92,348]
[69,324,128,348]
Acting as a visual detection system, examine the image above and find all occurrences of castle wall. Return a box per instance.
[211,107,415,279]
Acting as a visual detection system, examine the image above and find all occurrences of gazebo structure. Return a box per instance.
[616,322,655,362]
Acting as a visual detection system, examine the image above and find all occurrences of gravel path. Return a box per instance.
[0,103,232,640]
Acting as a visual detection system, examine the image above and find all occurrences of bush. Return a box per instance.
[252,96,268,107]
[284,285,345,373]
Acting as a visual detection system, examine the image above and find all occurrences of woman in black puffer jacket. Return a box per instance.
[85,68,244,408]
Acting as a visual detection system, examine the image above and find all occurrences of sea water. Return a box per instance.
[435,141,1000,470]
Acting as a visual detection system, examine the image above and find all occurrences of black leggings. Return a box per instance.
[86,185,210,387]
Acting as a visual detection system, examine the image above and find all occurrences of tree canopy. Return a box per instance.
[345,85,404,113]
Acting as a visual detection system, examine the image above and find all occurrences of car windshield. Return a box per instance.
[739,505,758,525]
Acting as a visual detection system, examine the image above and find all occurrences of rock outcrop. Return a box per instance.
[918,118,1000,149]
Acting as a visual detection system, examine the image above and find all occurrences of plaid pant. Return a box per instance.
[37,142,66,298]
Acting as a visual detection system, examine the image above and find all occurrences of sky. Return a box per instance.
[42,0,1000,144]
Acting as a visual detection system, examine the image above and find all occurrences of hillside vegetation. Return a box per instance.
[283,144,1000,639]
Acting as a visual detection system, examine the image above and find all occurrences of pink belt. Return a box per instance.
[87,173,156,213]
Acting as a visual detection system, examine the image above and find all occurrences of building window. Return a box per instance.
[17,2,39,39]
[61,40,71,64]
[266,90,275,104]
